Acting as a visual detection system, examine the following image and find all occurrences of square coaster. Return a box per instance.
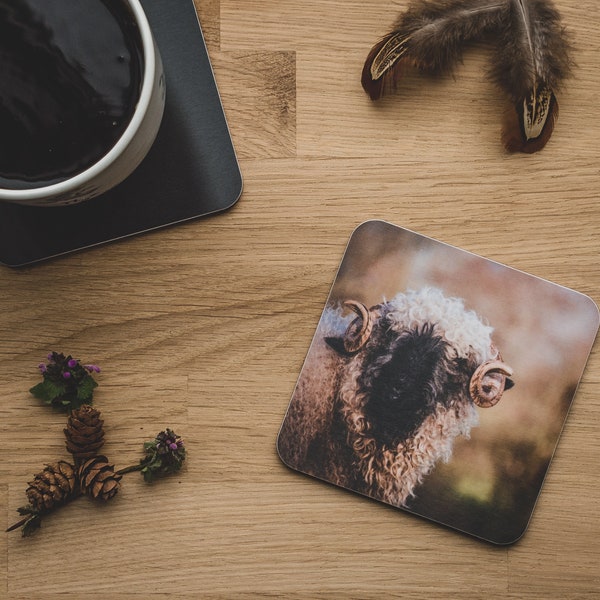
[0,0,242,267]
[278,220,599,544]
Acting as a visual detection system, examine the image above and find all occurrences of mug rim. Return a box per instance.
[0,0,157,202]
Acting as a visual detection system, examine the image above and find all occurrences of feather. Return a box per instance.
[489,0,571,153]
[361,0,572,153]
[361,0,507,100]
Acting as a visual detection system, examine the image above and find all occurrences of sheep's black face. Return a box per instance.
[358,325,469,447]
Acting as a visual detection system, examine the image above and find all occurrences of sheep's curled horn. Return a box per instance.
[469,356,513,408]
[341,300,374,353]
[339,300,513,407]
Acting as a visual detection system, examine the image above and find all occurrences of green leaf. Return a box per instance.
[144,457,162,473]
[29,380,66,403]
[16,505,34,516]
[76,375,98,402]
[29,382,45,399]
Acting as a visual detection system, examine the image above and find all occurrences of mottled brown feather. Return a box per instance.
[362,0,506,100]
[502,91,559,153]
[361,33,411,100]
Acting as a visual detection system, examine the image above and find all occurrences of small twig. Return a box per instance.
[115,464,143,476]
[5,516,30,533]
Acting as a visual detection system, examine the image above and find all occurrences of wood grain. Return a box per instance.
[1,0,599,597]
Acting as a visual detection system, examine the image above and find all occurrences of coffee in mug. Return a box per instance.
[0,0,165,206]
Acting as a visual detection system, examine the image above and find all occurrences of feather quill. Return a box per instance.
[489,0,571,153]
[361,0,506,100]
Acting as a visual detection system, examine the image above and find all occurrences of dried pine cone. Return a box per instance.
[64,405,105,463]
[6,461,79,536]
[26,460,78,513]
[78,455,122,501]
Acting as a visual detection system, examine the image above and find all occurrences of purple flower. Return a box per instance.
[38,363,47,373]
[67,358,79,368]
[62,371,71,379]
[138,429,186,482]
[84,364,101,373]
[47,353,54,361]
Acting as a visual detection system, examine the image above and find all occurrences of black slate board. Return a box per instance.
[0,0,242,267]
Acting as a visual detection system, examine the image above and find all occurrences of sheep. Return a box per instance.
[277,287,514,508]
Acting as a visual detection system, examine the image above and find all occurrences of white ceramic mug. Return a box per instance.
[0,0,165,207]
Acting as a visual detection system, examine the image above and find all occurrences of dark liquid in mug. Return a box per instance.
[0,0,144,189]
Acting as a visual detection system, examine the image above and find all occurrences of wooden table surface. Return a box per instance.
[1,0,599,597]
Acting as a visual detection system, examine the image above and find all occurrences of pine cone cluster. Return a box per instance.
[9,356,186,538]
[9,405,122,536]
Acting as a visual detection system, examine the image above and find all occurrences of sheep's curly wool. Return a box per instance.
[278,288,500,507]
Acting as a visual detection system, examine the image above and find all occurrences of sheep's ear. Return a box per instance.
[325,336,350,355]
